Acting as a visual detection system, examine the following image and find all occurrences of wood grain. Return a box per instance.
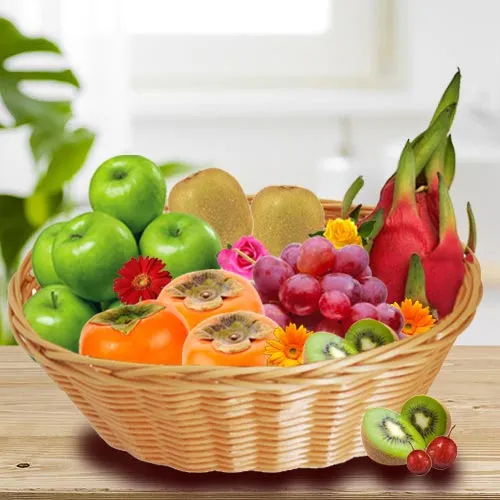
[0,346,499,499]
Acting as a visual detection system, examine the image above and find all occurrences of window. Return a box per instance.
[123,0,401,90]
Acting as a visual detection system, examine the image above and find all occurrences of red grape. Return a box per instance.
[315,318,347,337]
[357,266,372,282]
[297,236,336,276]
[321,273,362,304]
[332,245,369,277]
[426,426,458,470]
[346,302,379,328]
[279,274,322,316]
[361,277,388,305]
[280,243,301,272]
[376,303,404,334]
[264,303,290,329]
[253,255,294,300]
[290,312,323,331]
[318,291,351,321]
[407,449,432,476]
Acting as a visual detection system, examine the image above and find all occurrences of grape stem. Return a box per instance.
[233,248,256,265]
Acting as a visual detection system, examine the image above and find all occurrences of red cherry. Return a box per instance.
[407,449,432,476]
[426,425,458,470]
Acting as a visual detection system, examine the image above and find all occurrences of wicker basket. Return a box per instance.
[7,200,483,473]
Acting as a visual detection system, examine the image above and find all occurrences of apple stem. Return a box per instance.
[50,290,57,309]
[448,424,456,438]
[233,248,256,265]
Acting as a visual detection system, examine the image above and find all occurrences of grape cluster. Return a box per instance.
[254,237,404,336]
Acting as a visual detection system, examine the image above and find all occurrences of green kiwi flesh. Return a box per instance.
[345,319,397,352]
[401,395,451,445]
[361,408,426,466]
[303,332,358,363]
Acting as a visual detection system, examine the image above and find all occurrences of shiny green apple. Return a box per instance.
[31,222,66,286]
[52,212,139,302]
[89,155,166,234]
[139,212,221,278]
[23,285,98,353]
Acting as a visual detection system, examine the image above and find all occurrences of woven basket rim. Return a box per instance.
[7,200,484,381]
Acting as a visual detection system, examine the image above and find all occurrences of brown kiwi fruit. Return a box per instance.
[362,408,426,466]
[168,168,253,247]
[251,186,325,255]
[401,395,452,446]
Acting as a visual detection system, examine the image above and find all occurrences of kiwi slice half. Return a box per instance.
[401,395,451,445]
[303,332,358,364]
[362,408,426,466]
[345,319,397,352]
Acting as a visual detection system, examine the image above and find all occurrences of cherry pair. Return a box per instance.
[407,426,458,476]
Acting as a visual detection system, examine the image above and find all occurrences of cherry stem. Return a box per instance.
[447,424,456,438]
[409,442,415,451]
[233,248,256,265]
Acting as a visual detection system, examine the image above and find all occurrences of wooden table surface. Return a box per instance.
[0,346,499,499]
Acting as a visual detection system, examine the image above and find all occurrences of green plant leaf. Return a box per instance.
[308,230,325,238]
[349,204,362,223]
[24,190,64,228]
[0,17,79,129]
[0,195,35,274]
[341,176,364,219]
[34,128,95,195]
[159,161,194,178]
[358,209,384,240]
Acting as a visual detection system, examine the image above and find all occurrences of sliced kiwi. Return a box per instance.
[401,395,451,445]
[345,319,397,352]
[303,332,358,364]
[362,408,426,466]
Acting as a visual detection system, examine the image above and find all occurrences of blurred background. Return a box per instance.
[0,0,499,344]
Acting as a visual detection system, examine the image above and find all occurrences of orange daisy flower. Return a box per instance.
[393,299,437,336]
[264,323,312,367]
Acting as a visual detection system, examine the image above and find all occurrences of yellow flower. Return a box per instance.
[323,218,362,249]
[393,299,437,336]
[265,323,312,367]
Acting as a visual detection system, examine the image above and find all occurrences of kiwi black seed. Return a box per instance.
[303,332,358,363]
[345,319,398,352]
[401,395,451,445]
[361,408,426,466]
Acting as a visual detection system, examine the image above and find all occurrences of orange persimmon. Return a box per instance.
[158,269,264,329]
[182,311,278,367]
[80,300,189,364]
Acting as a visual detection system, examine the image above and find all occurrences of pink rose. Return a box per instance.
[217,236,269,280]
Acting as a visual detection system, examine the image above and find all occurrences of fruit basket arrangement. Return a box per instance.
[8,71,482,473]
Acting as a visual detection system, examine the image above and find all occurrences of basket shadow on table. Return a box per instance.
[79,427,459,490]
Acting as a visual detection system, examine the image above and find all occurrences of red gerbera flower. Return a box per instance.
[113,256,172,304]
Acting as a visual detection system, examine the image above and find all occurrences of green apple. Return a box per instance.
[23,285,98,352]
[89,155,166,234]
[100,299,122,311]
[52,212,139,302]
[139,212,221,278]
[31,222,66,286]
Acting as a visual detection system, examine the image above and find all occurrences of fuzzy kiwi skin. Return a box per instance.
[361,408,426,466]
[251,186,325,256]
[168,168,253,247]
[401,394,452,445]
